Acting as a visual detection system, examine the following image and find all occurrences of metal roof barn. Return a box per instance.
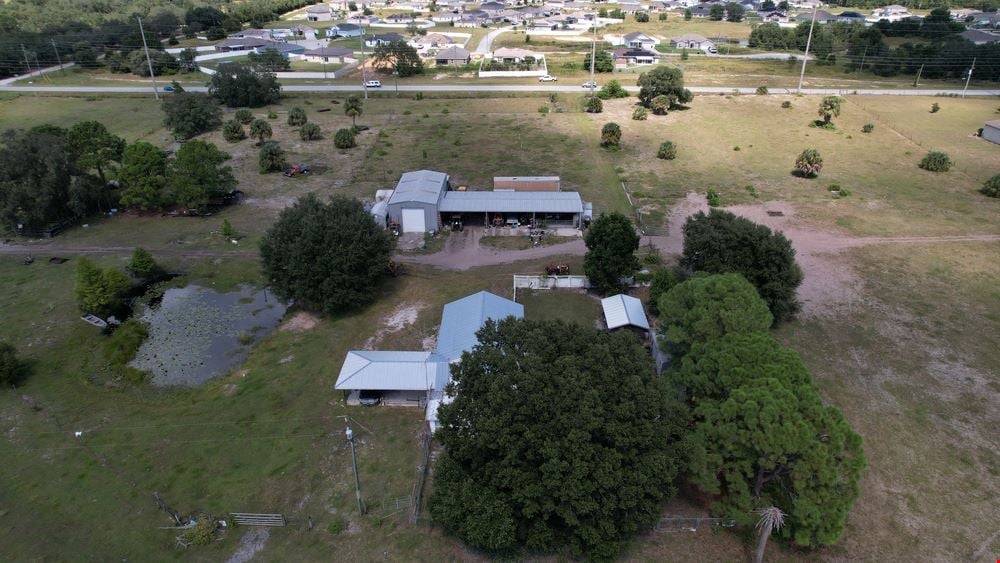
[601,294,650,331]
[439,191,583,214]
[336,351,448,391]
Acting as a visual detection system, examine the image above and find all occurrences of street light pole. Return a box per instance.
[589,20,596,94]
[962,57,976,99]
[361,24,369,100]
[796,6,818,94]
[137,16,160,101]
[346,423,365,515]
[393,69,399,96]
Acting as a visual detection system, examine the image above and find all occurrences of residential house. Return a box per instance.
[670,33,714,50]
[432,12,464,23]
[759,10,789,23]
[836,11,866,24]
[869,4,911,22]
[480,1,508,16]
[436,0,467,9]
[455,14,489,26]
[500,9,526,24]
[795,10,836,23]
[787,0,821,8]
[301,46,358,64]
[622,31,660,49]
[290,24,317,40]
[230,28,277,40]
[612,47,660,67]
[435,46,472,65]
[214,37,271,52]
[960,29,1000,45]
[967,11,1000,27]
[492,47,541,63]
[254,42,306,57]
[529,18,561,30]
[384,12,418,23]
[411,32,458,50]
[330,23,364,38]
[306,4,334,21]
[364,33,406,47]
[687,4,715,18]
[612,0,645,14]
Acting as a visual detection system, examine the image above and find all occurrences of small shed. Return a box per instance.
[493,176,560,192]
[982,120,1000,145]
[601,294,650,334]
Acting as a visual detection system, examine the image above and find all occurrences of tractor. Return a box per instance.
[545,263,569,276]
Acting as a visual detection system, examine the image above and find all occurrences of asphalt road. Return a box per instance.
[3,83,1000,96]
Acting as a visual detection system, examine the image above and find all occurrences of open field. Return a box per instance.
[0,91,998,561]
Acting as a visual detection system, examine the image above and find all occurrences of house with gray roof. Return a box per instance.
[306,4,334,21]
[435,46,472,65]
[330,22,363,37]
[302,46,358,63]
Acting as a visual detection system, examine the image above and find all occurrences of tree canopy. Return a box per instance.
[681,209,803,323]
[430,318,686,560]
[371,40,424,76]
[246,48,291,72]
[208,63,281,107]
[74,257,131,317]
[657,273,773,357]
[0,341,27,388]
[162,92,223,139]
[583,212,640,295]
[167,140,236,209]
[259,194,393,314]
[583,48,614,72]
[118,141,168,210]
[637,66,693,109]
[0,128,85,231]
[66,120,125,182]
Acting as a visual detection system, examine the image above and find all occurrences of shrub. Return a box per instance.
[781,100,792,108]
[221,218,236,238]
[334,128,357,149]
[300,122,322,140]
[258,141,285,173]
[127,247,161,280]
[222,119,246,142]
[598,80,629,100]
[267,111,278,119]
[414,91,424,100]
[161,92,222,140]
[919,151,952,172]
[234,108,254,124]
[795,148,823,177]
[103,319,149,368]
[930,102,940,113]
[538,105,550,114]
[659,12,668,20]
[600,122,622,148]
[706,189,721,207]
[862,122,875,133]
[327,518,346,535]
[650,95,671,115]
[756,86,768,95]
[249,119,272,144]
[981,174,1000,198]
[287,107,308,126]
[632,106,649,120]
[745,184,758,198]
[585,96,603,113]
[0,342,27,388]
[657,140,677,160]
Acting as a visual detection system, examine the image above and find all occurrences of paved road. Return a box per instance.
[3,83,1000,96]
[475,26,513,54]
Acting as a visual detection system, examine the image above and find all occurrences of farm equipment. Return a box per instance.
[449,215,464,232]
[387,260,404,277]
[545,263,569,275]
[388,220,401,237]
[282,164,310,177]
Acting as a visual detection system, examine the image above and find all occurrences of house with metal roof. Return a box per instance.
[335,291,524,426]
[601,294,650,333]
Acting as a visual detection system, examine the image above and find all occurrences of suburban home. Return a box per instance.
[500,9,526,24]
[687,4,715,18]
[492,47,540,63]
[290,24,317,39]
[214,37,271,52]
[330,23,364,38]
[795,10,836,23]
[384,170,586,232]
[601,294,650,335]
[254,42,306,57]
[622,31,660,50]
[530,18,561,30]
[435,46,472,65]
[384,12,418,23]
[364,33,406,47]
[759,10,790,23]
[431,12,464,23]
[982,120,1000,145]
[301,46,358,63]
[612,47,660,67]
[869,4,911,22]
[960,29,1000,45]
[967,11,1000,26]
[455,14,489,27]
[411,32,458,49]
[229,28,277,40]
[670,33,714,51]
[336,291,524,430]
[836,11,866,23]
[787,0,821,8]
[306,4,334,21]
[480,1,508,16]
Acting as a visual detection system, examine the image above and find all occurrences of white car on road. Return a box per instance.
[581,81,598,89]
[538,75,558,82]
[364,80,382,88]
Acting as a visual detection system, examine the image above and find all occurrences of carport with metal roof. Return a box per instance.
[438,191,584,228]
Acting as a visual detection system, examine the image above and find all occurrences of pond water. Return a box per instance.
[130,284,287,387]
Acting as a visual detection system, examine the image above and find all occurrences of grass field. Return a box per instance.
[0,91,997,561]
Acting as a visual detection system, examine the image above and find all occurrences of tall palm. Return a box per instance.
[753,506,786,563]
[344,95,363,128]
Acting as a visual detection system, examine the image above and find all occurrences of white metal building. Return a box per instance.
[601,294,650,332]
[983,120,1000,145]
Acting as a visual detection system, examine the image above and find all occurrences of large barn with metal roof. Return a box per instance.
[382,169,588,233]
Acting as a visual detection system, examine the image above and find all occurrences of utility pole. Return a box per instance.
[589,21,596,95]
[913,63,923,87]
[962,57,976,99]
[346,422,365,515]
[796,6,818,94]
[361,25,368,100]
[20,44,33,75]
[857,45,867,74]
[137,16,160,101]
[51,40,65,74]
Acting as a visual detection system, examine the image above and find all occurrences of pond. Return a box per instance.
[130,284,287,387]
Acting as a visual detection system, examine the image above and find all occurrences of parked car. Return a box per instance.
[364,80,382,88]
[707,46,718,54]
[538,74,558,82]
[581,80,598,89]
[162,85,175,92]
[359,390,382,406]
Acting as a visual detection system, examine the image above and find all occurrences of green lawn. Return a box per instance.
[517,289,603,328]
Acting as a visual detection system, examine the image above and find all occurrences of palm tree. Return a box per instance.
[753,506,786,563]
[817,95,841,125]
[344,95,363,129]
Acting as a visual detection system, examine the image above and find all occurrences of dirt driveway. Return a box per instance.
[397,228,586,270]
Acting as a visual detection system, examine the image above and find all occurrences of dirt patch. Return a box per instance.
[244,196,298,210]
[280,311,319,332]
[225,528,269,563]
[364,302,426,348]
